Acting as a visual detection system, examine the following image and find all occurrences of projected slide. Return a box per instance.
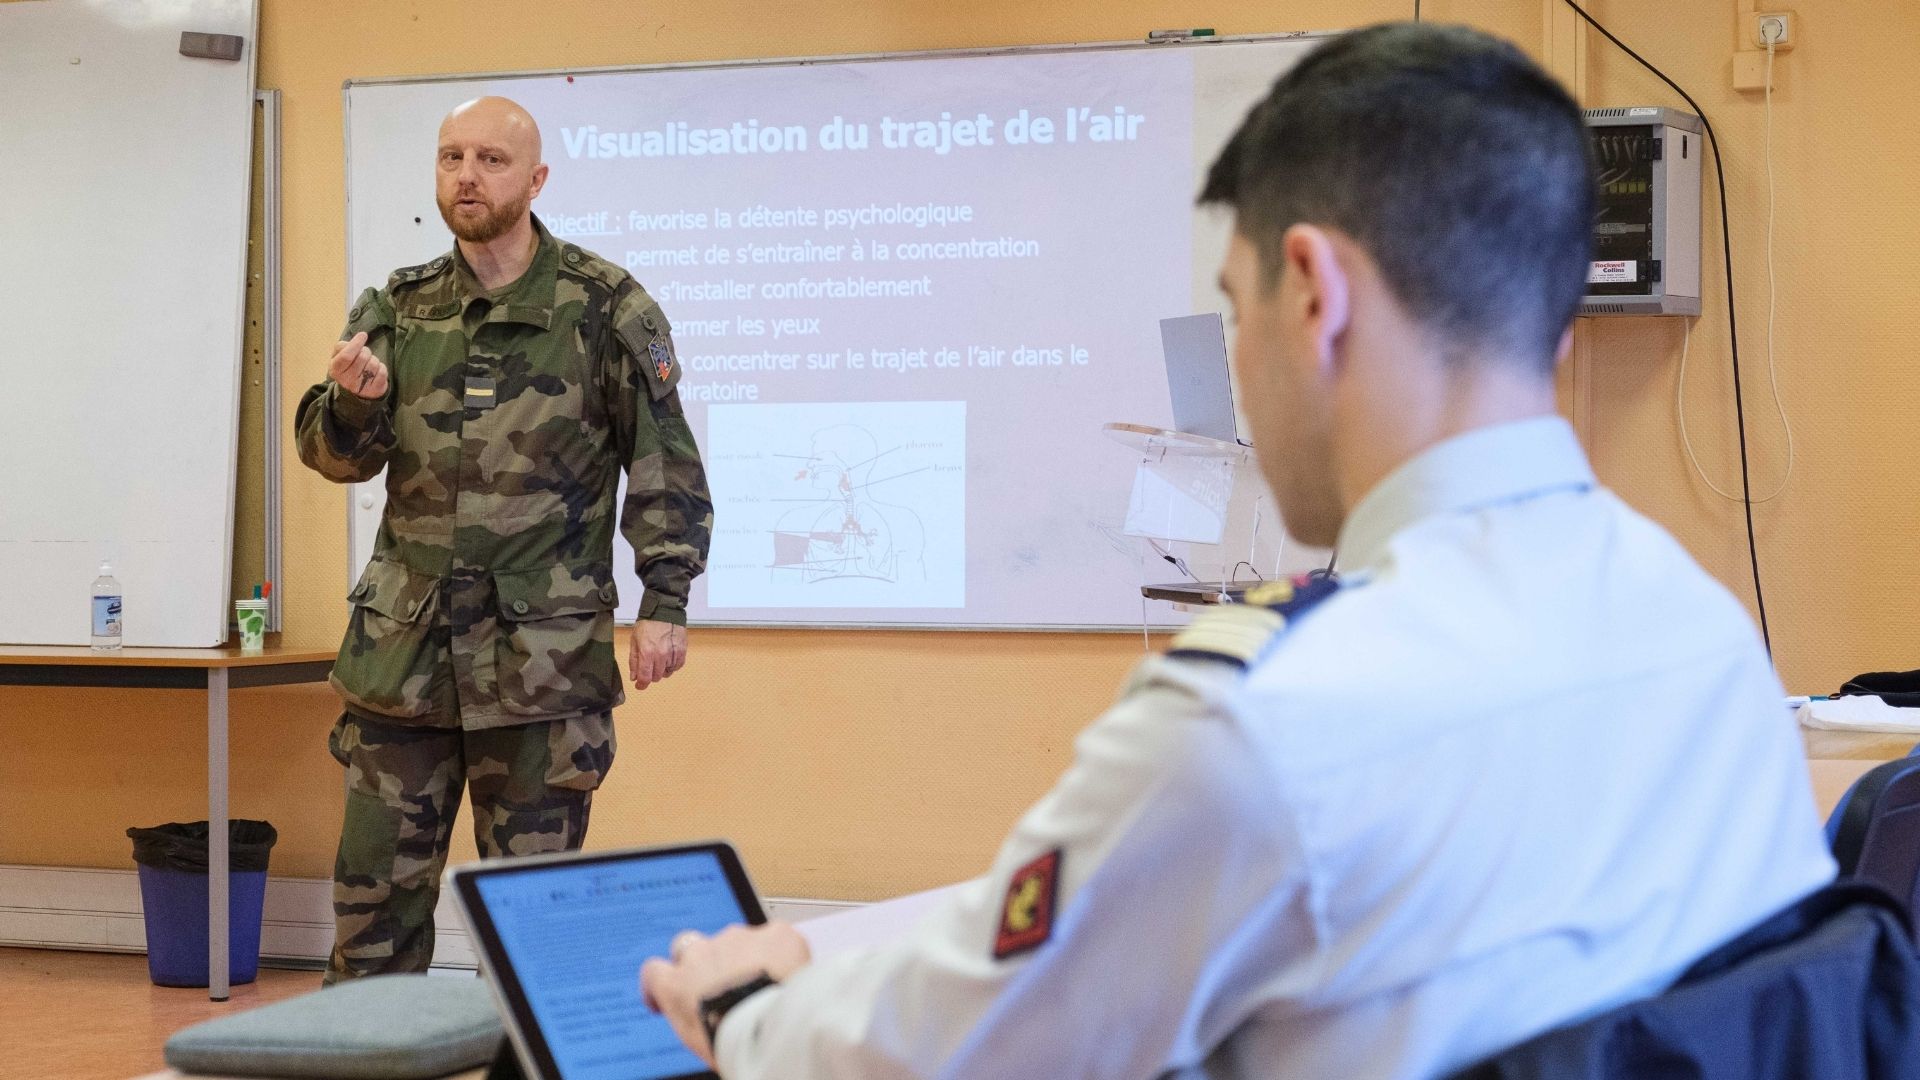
[504,48,1193,625]
[347,38,1344,625]
[707,402,965,609]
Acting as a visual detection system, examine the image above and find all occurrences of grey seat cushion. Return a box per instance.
[164,974,503,1079]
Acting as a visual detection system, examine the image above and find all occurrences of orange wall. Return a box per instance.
[1569,0,1920,691]
[5,0,1910,900]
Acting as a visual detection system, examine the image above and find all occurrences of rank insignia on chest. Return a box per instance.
[648,338,673,382]
[464,376,497,411]
[993,848,1062,960]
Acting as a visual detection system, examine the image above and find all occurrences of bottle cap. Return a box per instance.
[99,561,113,575]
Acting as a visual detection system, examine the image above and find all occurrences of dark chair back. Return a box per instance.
[1444,885,1920,1080]
[1830,754,1920,938]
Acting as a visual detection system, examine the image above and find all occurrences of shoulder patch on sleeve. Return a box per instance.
[612,284,681,400]
[1166,573,1342,671]
[993,848,1062,960]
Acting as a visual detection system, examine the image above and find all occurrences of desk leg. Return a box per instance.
[208,666,229,1002]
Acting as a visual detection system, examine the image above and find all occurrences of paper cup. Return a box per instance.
[235,598,268,651]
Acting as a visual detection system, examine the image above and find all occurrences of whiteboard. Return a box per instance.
[0,0,258,647]
[343,35,1331,630]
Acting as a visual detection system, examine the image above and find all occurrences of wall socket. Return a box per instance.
[1754,12,1794,50]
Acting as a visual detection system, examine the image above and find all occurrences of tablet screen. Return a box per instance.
[469,848,756,1080]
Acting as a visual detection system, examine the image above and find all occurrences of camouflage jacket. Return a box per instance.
[294,216,712,730]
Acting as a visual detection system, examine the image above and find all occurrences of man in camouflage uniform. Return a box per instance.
[294,96,711,983]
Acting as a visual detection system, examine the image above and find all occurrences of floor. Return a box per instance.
[0,947,317,1080]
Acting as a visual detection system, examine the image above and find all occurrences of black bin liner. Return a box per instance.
[127,820,277,873]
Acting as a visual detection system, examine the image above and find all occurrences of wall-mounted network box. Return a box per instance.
[1580,107,1702,316]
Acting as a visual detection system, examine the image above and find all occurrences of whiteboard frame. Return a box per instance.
[259,88,285,633]
[341,31,1337,633]
[340,32,1330,92]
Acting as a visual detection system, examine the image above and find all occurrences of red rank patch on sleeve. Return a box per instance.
[992,848,1061,960]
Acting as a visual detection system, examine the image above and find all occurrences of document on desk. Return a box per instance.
[1798,695,1920,734]
[796,881,972,958]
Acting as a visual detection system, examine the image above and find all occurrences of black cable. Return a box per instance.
[1230,561,1265,582]
[1148,539,1201,582]
[1559,0,1772,657]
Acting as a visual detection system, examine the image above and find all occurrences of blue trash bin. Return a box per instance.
[128,820,277,988]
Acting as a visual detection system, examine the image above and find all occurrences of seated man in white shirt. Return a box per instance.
[640,22,1836,1080]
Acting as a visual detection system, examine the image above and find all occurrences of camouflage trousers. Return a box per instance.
[323,710,615,984]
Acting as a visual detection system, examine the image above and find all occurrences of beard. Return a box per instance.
[437,188,529,243]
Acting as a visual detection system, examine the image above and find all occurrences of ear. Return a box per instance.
[1282,224,1351,373]
[529,162,550,200]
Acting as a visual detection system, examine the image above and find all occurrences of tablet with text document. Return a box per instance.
[449,842,766,1080]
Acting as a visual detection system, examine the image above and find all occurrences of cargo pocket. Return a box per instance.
[546,712,616,792]
[330,559,445,720]
[494,561,620,718]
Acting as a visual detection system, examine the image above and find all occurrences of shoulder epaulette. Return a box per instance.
[557,243,626,289]
[387,254,452,291]
[1166,573,1341,671]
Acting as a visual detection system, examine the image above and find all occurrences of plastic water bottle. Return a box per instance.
[91,561,123,651]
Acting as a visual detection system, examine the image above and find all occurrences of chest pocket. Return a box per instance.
[463,309,593,428]
[382,300,468,420]
[493,560,621,717]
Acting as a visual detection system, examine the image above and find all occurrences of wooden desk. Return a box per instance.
[1803,727,1919,763]
[0,642,335,1001]
[1802,727,1917,820]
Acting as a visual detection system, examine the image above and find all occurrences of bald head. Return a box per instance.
[441,96,543,163]
[435,96,549,246]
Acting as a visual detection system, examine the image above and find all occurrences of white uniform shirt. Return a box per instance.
[717,417,1836,1080]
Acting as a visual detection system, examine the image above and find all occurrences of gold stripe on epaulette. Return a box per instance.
[1243,579,1296,608]
[1168,605,1286,666]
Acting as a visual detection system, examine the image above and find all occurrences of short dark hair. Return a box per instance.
[1201,23,1595,368]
